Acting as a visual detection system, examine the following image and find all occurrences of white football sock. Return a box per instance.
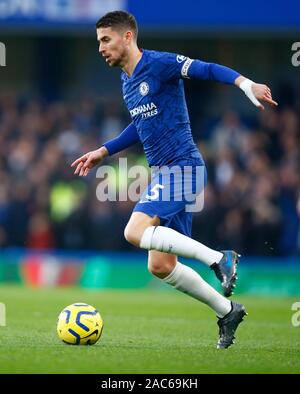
[162,261,231,318]
[140,226,223,267]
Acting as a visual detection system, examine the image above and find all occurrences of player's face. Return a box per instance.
[97,27,128,67]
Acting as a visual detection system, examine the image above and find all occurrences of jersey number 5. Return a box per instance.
[146,184,164,201]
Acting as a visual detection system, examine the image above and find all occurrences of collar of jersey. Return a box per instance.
[123,49,146,80]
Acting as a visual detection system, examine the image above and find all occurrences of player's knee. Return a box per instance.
[148,257,175,278]
[124,224,142,247]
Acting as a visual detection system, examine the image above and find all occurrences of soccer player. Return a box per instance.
[71,11,277,348]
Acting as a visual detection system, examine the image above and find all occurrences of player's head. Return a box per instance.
[96,11,138,67]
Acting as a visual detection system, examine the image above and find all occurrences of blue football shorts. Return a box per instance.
[133,161,207,237]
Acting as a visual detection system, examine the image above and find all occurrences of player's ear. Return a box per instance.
[124,30,133,44]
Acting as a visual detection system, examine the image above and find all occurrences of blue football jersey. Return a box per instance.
[121,49,204,167]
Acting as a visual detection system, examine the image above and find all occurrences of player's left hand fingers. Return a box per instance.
[260,85,277,106]
[263,96,278,107]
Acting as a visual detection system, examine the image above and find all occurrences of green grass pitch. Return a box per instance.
[0,285,299,374]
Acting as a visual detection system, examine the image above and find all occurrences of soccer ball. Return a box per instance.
[57,303,103,345]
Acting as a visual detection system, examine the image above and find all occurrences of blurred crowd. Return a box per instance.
[0,91,299,256]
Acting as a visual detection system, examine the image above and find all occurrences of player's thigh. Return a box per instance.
[148,250,177,276]
[124,211,160,245]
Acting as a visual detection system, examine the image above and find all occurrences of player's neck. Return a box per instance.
[122,47,143,77]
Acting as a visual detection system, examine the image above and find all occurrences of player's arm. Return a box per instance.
[71,122,140,177]
[186,60,278,110]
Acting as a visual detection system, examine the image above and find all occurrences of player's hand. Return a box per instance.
[71,146,108,177]
[251,83,278,110]
[237,77,278,110]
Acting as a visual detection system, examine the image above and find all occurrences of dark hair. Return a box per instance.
[96,11,138,39]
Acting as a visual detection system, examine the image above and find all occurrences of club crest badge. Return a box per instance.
[139,82,149,96]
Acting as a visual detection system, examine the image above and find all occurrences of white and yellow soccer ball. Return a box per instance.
[57,303,103,345]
